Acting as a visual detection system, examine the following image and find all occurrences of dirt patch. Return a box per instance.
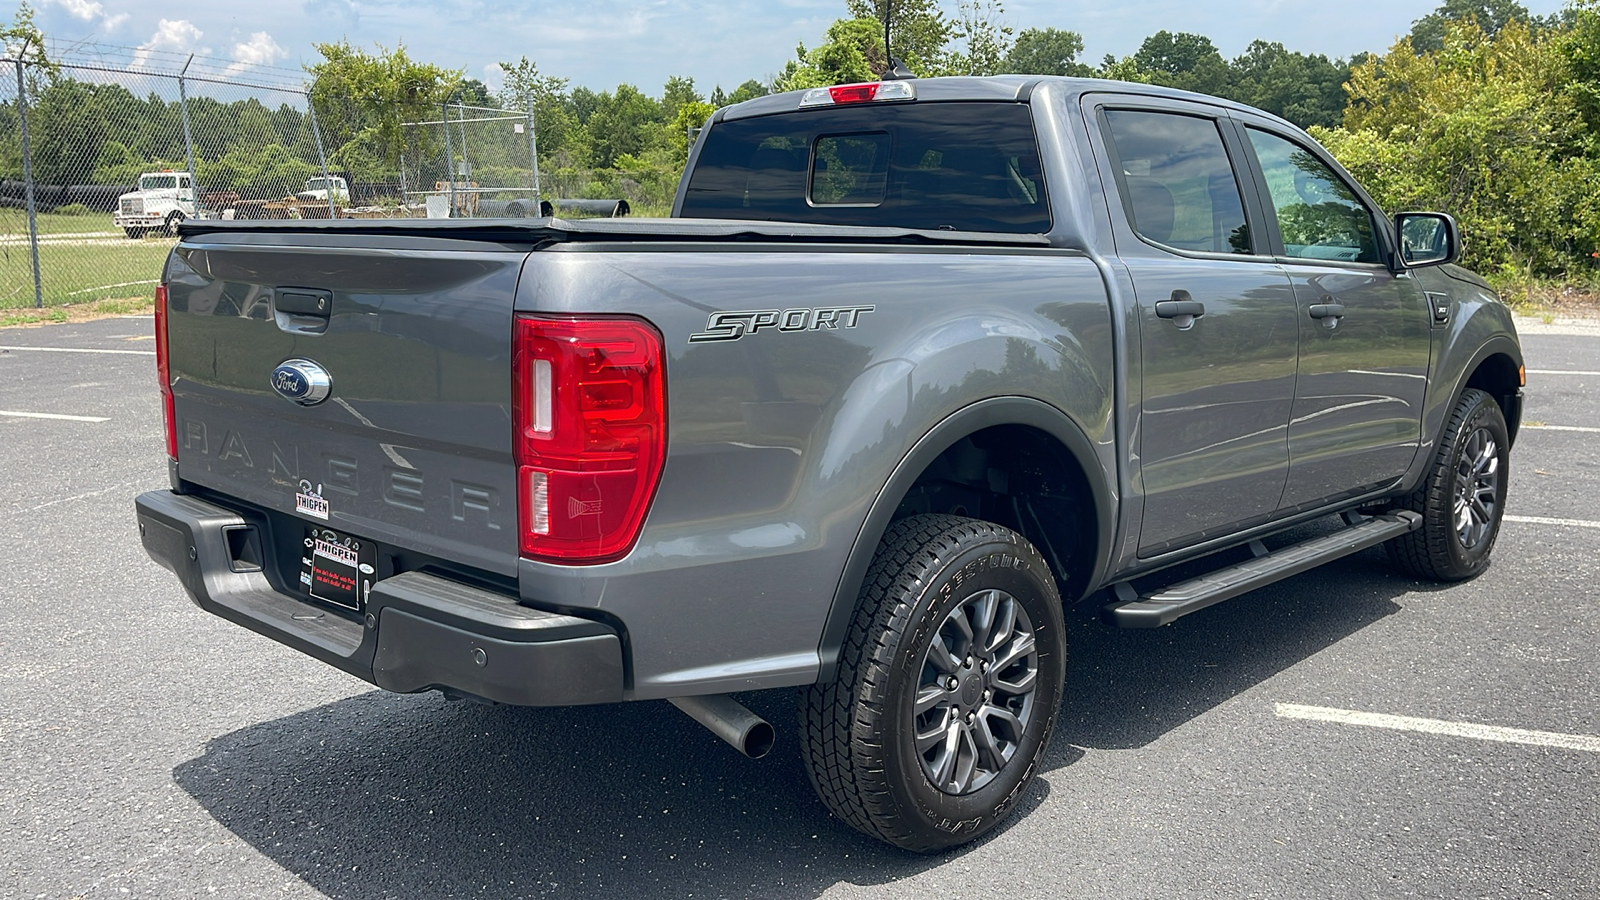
[0,296,154,329]
[1506,283,1600,318]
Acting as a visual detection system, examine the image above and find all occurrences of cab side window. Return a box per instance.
[1102,109,1253,255]
[1246,128,1380,264]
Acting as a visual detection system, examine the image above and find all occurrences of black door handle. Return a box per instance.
[1155,299,1206,319]
[1155,291,1206,330]
[1308,302,1345,319]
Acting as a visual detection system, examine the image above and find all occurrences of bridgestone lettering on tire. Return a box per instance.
[1387,388,1510,581]
[799,514,1067,852]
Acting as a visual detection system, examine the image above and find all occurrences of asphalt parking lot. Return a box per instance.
[2,315,1596,899]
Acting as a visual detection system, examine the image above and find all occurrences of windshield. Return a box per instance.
[139,175,178,190]
[680,101,1050,233]
[306,178,339,191]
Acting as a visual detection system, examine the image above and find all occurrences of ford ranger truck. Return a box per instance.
[135,76,1524,852]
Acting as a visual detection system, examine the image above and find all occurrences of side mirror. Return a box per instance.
[1395,212,1460,268]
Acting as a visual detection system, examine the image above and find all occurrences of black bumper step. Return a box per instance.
[1106,511,1422,628]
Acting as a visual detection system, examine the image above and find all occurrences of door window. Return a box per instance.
[1101,109,1252,255]
[1246,128,1380,264]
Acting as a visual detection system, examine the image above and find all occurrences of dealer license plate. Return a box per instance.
[298,526,376,612]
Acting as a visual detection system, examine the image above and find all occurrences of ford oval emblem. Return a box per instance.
[271,359,332,406]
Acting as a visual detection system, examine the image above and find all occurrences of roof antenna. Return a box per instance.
[881,0,916,80]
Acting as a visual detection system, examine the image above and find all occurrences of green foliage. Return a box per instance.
[200,143,318,197]
[586,84,661,168]
[1228,41,1349,129]
[845,0,951,74]
[1133,31,1233,95]
[1317,18,1599,275]
[776,18,882,91]
[1005,27,1092,76]
[947,0,1013,76]
[1410,0,1530,52]
[307,41,462,172]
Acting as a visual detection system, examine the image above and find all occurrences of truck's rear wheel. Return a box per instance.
[1387,388,1509,580]
[799,514,1066,852]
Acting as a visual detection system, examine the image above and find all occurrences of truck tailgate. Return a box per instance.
[164,237,528,577]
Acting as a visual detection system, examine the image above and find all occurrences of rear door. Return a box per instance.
[1084,97,1299,556]
[1232,121,1432,510]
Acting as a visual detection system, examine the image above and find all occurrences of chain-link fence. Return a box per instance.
[1,42,345,309]
[0,41,636,311]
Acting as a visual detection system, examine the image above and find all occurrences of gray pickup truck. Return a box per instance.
[135,75,1523,851]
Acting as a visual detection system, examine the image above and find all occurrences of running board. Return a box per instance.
[1105,511,1422,628]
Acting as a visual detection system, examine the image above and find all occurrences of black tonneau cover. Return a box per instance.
[176,216,1051,248]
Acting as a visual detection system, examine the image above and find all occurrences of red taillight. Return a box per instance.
[829,83,880,104]
[154,284,177,460]
[512,315,666,564]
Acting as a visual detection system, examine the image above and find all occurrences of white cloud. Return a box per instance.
[43,0,125,31]
[47,0,103,21]
[223,31,287,76]
[130,19,205,70]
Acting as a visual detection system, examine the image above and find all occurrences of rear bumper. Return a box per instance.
[134,490,624,706]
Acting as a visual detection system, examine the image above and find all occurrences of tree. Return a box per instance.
[1004,27,1092,76]
[728,79,770,104]
[1228,41,1349,129]
[1410,0,1530,52]
[586,84,660,168]
[660,75,703,122]
[774,18,881,91]
[948,0,1013,75]
[1133,30,1232,95]
[1320,19,1597,274]
[496,56,580,160]
[845,0,951,74]
[307,41,462,176]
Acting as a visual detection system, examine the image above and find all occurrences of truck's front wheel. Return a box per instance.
[1387,388,1510,580]
[162,211,184,236]
[799,514,1066,852]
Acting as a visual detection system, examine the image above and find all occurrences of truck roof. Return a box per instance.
[720,74,1297,131]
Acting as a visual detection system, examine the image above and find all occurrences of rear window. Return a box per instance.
[680,102,1051,233]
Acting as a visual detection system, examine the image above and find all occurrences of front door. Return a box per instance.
[1091,103,1300,556]
[1239,126,1432,510]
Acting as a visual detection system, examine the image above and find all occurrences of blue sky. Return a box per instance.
[27,0,1573,96]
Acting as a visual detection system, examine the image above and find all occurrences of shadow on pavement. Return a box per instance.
[174,545,1421,898]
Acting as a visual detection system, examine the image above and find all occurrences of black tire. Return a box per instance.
[162,211,184,236]
[1387,388,1510,580]
[123,227,146,240]
[799,514,1066,852]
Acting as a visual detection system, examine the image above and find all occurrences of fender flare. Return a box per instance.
[1448,334,1524,441]
[815,396,1115,681]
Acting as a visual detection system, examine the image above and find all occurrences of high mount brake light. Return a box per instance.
[798,80,916,108]
[154,284,177,460]
[512,315,666,564]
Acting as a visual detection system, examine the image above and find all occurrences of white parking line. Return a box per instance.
[1275,704,1600,753]
[0,410,109,422]
[0,345,154,356]
[1505,514,1600,529]
[1527,369,1600,376]
[1524,424,1600,433]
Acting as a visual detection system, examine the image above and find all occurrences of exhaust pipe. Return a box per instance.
[669,695,775,759]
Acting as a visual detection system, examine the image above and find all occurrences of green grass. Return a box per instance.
[0,209,122,237]
[0,237,170,308]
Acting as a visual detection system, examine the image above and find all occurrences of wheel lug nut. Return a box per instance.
[965,656,975,667]
[946,676,959,690]
[965,712,976,725]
